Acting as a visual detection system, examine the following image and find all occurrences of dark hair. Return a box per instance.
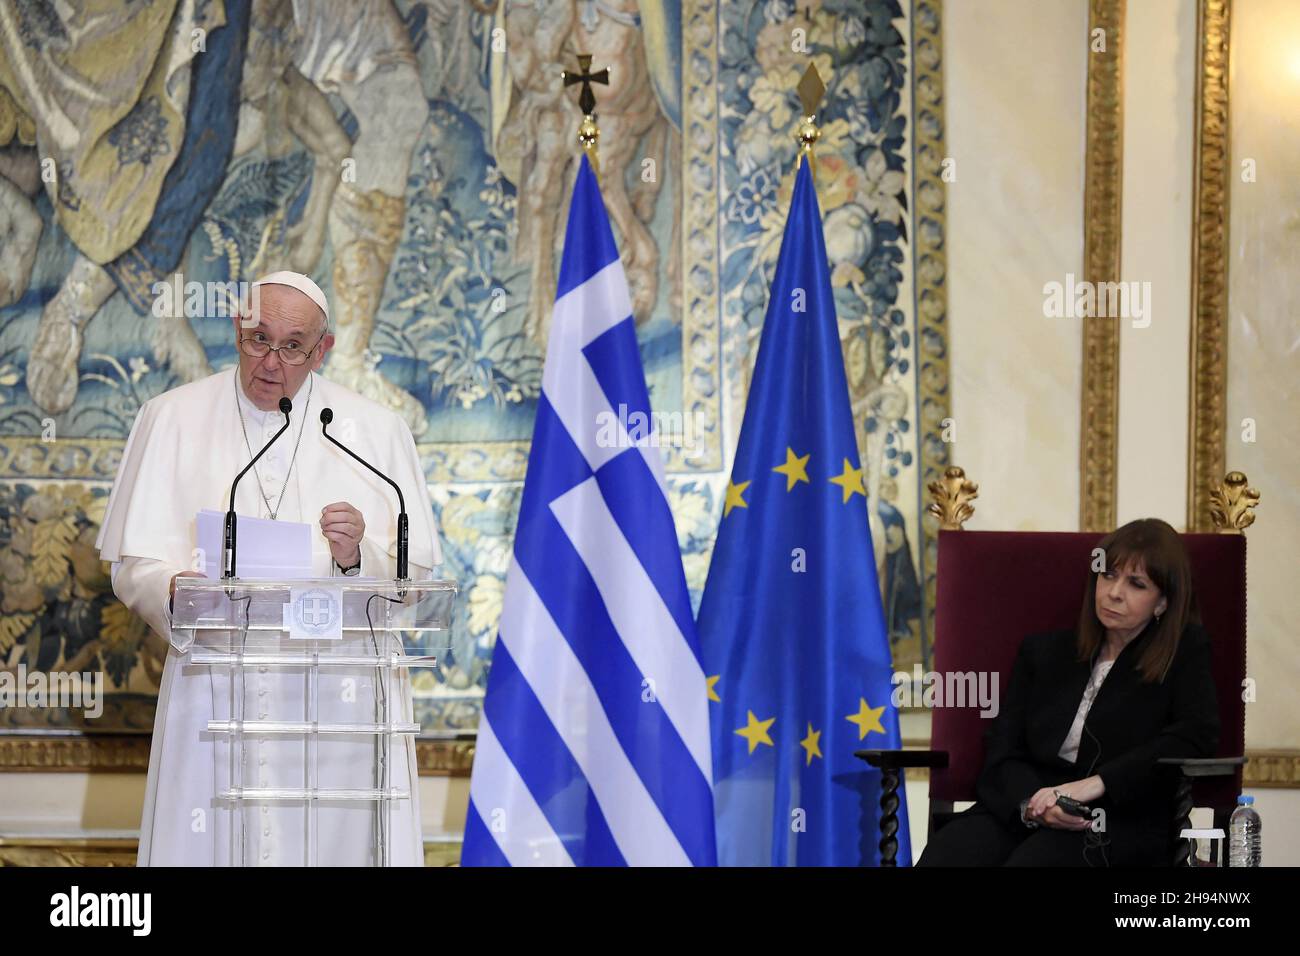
[1077,518,1199,683]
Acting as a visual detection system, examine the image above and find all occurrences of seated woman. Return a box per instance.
[917,518,1220,867]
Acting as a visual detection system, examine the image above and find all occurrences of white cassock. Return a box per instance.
[96,367,442,866]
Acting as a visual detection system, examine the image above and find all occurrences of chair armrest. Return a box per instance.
[1160,756,1246,867]
[854,749,949,770]
[1157,755,1246,778]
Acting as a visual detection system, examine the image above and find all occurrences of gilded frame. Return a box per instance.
[1079,0,1125,533]
[0,734,474,776]
[1186,0,1231,532]
[912,0,954,670]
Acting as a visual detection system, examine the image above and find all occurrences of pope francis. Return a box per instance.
[95,272,442,866]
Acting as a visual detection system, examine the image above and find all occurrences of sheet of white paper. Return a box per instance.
[196,509,314,580]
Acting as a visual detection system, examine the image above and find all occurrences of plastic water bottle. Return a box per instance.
[1228,795,1261,867]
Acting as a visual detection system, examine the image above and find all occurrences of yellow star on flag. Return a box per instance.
[800,723,823,765]
[846,697,886,739]
[829,458,866,503]
[706,675,721,702]
[735,710,776,754]
[723,478,751,517]
[772,447,811,492]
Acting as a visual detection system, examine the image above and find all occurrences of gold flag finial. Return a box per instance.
[795,64,826,164]
[562,54,610,174]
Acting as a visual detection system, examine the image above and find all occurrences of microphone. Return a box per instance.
[223,396,292,579]
[320,408,409,582]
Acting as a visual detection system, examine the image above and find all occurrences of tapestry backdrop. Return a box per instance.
[0,0,949,737]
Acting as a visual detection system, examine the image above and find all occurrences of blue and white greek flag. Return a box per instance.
[460,156,717,866]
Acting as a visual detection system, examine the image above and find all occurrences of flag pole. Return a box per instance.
[562,53,610,177]
[794,63,826,177]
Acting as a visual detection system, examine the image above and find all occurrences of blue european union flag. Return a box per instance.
[696,157,912,866]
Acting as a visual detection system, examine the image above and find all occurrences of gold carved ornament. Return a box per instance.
[926,465,978,531]
[1208,470,1259,533]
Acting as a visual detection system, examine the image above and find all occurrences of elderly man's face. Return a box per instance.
[232,285,333,411]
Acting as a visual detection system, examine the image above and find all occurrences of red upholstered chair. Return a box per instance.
[858,470,1254,867]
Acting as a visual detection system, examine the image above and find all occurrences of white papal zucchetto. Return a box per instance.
[252,271,331,327]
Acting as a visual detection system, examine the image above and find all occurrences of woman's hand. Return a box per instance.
[1063,775,1106,803]
[1025,785,1096,831]
[1039,805,1096,830]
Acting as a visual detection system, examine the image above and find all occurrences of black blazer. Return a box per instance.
[976,621,1220,831]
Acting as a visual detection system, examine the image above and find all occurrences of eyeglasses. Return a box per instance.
[238,330,326,366]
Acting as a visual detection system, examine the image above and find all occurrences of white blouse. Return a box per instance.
[1057,658,1116,764]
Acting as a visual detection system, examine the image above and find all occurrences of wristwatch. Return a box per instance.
[335,555,361,576]
[1019,798,1040,829]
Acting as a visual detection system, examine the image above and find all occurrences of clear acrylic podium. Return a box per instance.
[171,577,457,867]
